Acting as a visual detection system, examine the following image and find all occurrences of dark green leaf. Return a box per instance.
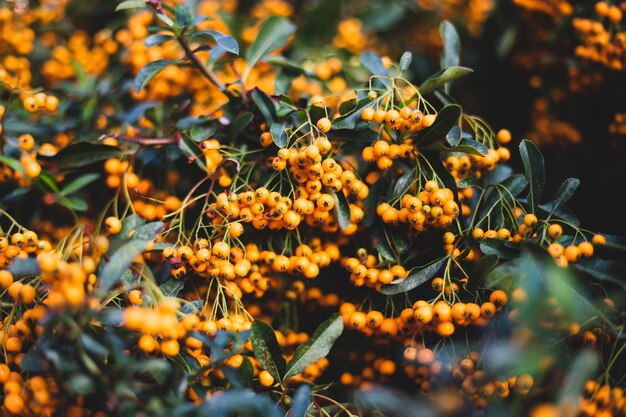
[118,214,146,241]
[446,125,462,147]
[417,105,462,148]
[360,52,389,87]
[245,16,295,71]
[270,122,290,148]
[80,333,109,358]
[19,349,44,372]
[251,88,278,124]
[144,34,174,47]
[193,30,239,54]
[331,98,370,130]
[419,66,473,95]
[8,258,40,278]
[392,168,415,200]
[283,313,343,381]
[60,173,100,196]
[180,135,207,172]
[519,139,545,212]
[43,143,127,170]
[602,235,626,252]
[298,0,341,45]
[134,60,174,92]
[359,2,405,31]
[479,238,520,259]
[380,257,448,295]
[96,222,163,294]
[466,254,498,291]
[549,178,580,217]
[372,223,396,262]
[229,112,254,139]
[251,320,286,382]
[338,98,357,116]
[159,279,185,297]
[573,259,626,291]
[0,155,25,175]
[331,190,351,230]
[181,300,204,315]
[485,257,523,288]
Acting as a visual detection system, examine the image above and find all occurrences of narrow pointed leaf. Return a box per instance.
[380,257,448,295]
[519,139,544,212]
[251,320,286,382]
[283,314,343,381]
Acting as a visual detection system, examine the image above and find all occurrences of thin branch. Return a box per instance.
[177,31,227,92]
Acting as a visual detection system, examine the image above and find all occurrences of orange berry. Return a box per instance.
[496,129,512,144]
[259,370,275,387]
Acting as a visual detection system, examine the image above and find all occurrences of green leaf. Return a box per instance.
[419,66,473,95]
[372,223,395,262]
[60,173,100,196]
[399,52,412,73]
[181,300,204,315]
[331,190,351,230]
[193,30,239,54]
[519,139,545,212]
[8,258,40,278]
[245,16,295,73]
[391,168,415,200]
[417,105,462,148]
[573,259,626,291]
[549,178,579,217]
[331,98,370,130]
[283,313,344,381]
[179,135,207,172]
[134,60,174,92]
[159,279,185,297]
[229,112,254,139]
[96,222,163,294]
[292,385,312,417]
[116,0,146,11]
[145,34,174,47]
[251,320,286,383]
[479,238,520,259]
[43,143,127,170]
[359,2,405,31]
[485,257,523,288]
[251,88,278,124]
[58,197,88,212]
[360,52,389,87]
[118,214,146,241]
[439,20,460,69]
[297,0,341,45]
[379,257,448,295]
[602,235,626,252]
[466,254,498,291]
[0,155,25,175]
[270,122,290,148]
[338,98,357,116]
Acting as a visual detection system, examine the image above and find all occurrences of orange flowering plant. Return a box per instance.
[0,1,625,417]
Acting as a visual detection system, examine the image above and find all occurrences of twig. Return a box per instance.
[177,30,227,92]
[101,132,180,146]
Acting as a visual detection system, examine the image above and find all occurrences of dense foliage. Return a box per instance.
[0,1,626,417]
